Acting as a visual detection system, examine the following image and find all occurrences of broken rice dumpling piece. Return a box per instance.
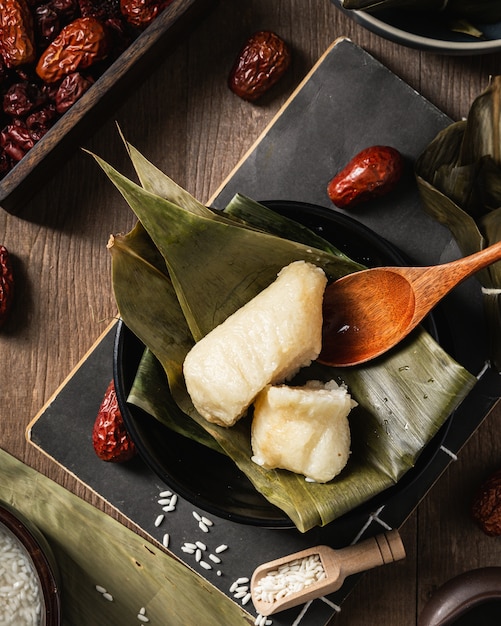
[183,261,327,427]
[251,380,355,483]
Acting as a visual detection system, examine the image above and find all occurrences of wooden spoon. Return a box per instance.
[250,530,405,616]
[319,241,501,367]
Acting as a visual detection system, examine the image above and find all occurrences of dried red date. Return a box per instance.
[55,71,93,113]
[228,31,291,102]
[120,0,173,28]
[472,468,501,536]
[26,104,57,140]
[327,146,404,209]
[3,81,46,117]
[0,120,35,161]
[34,4,61,44]
[0,245,14,329]
[0,149,13,176]
[0,58,7,86]
[52,0,79,19]
[36,16,109,84]
[79,0,120,21]
[0,0,37,68]
[92,380,137,462]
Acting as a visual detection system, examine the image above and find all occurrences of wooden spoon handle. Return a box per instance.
[397,240,501,326]
[334,530,406,580]
[437,239,501,284]
[409,240,501,296]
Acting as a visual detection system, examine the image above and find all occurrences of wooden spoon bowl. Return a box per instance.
[319,241,501,367]
[251,530,405,616]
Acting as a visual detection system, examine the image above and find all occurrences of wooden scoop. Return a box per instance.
[250,530,405,616]
[319,240,501,367]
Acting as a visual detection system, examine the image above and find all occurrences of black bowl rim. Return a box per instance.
[331,1,501,55]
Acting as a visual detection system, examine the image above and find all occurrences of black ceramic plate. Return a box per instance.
[332,1,501,55]
[114,201,453,528]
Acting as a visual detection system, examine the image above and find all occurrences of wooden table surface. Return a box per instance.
[1,1,500,624]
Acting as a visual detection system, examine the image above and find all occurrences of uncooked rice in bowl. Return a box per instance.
[0,522,43,625]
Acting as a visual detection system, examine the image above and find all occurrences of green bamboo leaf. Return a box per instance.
[449,18,485,39]
[416,76,501,370]
[460,76,501,164]
[0,449,252,626]
[108,223,221,452]
[108,223,192,374]
[223,193,363,265]
[97,144,477,532]
[415,177,486,254]
[120,138,266,232]
[92,153,361,342]
[130,328,474,531]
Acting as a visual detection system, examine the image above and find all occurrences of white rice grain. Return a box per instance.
[0,525,42,626]
[253,553,326,606]
[154,514,164,528]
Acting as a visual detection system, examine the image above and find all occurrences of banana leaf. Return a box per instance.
[0,449,253,626]
[93,143,476,532]
[223,193,354,258]
[112,220,474,531]
[92,154,364,343]
[415,75,501,371]
[339,0,501,23]
[107,224,222,454]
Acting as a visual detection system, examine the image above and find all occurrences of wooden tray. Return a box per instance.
[0,0,215,216]
[27,38,501,626]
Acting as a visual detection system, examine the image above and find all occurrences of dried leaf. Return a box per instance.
[416,76,501,369]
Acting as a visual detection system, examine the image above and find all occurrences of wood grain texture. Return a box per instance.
[0,0,500,624]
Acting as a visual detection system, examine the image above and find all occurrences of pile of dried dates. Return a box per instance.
[0,0,173,180]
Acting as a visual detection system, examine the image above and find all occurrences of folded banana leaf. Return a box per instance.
[94,154,360,344]
[339,0,501,23]
[415,75,501,372]
[93,142,476,532]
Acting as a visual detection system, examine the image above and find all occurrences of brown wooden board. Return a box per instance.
[27,38,501,626]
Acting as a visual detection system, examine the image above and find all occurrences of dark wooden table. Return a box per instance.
[1,1,500,624]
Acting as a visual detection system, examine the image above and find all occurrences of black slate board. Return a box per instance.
[27,38,501,626]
